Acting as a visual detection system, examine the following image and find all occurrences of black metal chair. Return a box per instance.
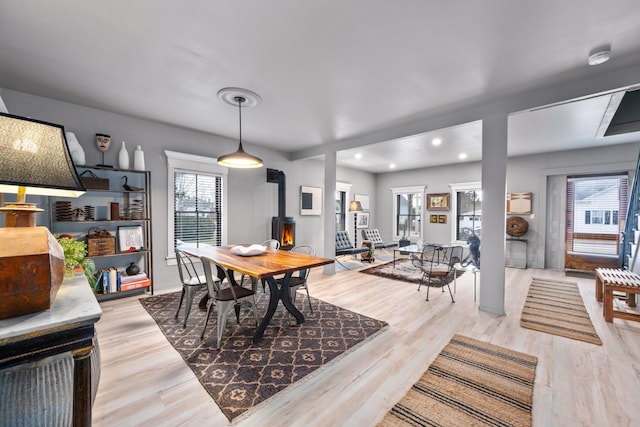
[411,245,463,302]
[276,245,315,314]
[175,248,215,327]
[200,256,259,348]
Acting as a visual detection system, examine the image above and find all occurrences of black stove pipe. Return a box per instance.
[267,168,286,218]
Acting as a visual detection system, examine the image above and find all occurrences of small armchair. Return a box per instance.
[411,244,463,302]
[335,231,369,268]
[361,229,398,250]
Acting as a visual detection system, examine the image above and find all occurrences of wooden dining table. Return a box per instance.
[180,244,334,343]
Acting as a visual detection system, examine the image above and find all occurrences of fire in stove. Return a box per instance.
[281,223,294,247]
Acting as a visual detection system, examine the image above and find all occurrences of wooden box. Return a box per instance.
[0,227,65,319]
[87,228,115,256]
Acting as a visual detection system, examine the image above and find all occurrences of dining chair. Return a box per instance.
[247,239,281,293]
[411,245,463,302]
[276,245,315,314]
[175,248,216,327]
[200,256,260,348]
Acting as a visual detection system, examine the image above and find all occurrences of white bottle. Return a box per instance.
[119,141,130,170]
[133,145,145,171]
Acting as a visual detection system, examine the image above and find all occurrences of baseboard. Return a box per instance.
[564,269,595,279]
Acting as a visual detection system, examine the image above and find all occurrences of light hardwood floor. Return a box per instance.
[92,256,640,426]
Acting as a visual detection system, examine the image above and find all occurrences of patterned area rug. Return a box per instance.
[360,259,425,284]
[139,289,388,422]
[378,334,538,427]
[360,259,462,285]
[520,277,602,345]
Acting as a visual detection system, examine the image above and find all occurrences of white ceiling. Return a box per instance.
[2,1,640,173]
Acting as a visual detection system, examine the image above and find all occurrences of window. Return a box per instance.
[336,182,352,233]
[174,172,222,247]
[166,151,227,264]
[450,182,482,242]
[391,186,425,240]
[566,174,627,260]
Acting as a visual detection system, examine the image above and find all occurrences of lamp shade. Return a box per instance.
[217,142,263,168]
[348,200,363,212]
[0,112,85,198]
[0,112,85,319]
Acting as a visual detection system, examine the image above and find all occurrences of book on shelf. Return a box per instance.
[119,277,151,291]
[120,272,147,283]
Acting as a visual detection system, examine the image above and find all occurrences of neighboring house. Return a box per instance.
[573,184,620,235]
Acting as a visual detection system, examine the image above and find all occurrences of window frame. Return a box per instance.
[336,182,352,234]
[165,150,228,265]
[450,181,482,244]
[391,185,425,241]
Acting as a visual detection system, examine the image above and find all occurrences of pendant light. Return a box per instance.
[217,87,264,168]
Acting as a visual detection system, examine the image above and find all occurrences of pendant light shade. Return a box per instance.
[217,88,263,168]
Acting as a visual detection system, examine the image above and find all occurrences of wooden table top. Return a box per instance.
[180,245,334,279]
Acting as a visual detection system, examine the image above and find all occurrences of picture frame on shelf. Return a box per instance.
[118,225,144,252]
[300,185,322,215]
[427,193,450,211]
[356,212,370,229]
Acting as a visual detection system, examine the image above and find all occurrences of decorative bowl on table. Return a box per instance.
[230,244,267,256]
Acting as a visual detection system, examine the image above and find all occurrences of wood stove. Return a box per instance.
[267,168,295,250]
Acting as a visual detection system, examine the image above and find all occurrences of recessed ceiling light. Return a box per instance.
[432,138,442,146]
[588,47,611,66]
[458,153,467,160]
[354,153,363,160]
[389,163,396,169]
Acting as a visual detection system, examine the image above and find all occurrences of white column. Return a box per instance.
[324,152,337,274]
[479,114,508,315]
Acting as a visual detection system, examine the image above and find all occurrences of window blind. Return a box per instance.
[566,174,627,255]
[173,171,223,248]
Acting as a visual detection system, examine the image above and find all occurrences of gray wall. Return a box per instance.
[375,142,640,269]
[3,86,639,291]
[1,88,377,294]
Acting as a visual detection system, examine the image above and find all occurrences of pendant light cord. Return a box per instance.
[236,96,245,149]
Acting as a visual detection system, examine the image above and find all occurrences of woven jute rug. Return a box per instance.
[360,259,461,285]
[140,289,387,422]
[378,334,537,427]
[520,277,602,345]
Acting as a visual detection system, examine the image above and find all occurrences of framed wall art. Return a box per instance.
[427,193,450,211]
[356,212,370,228]
[506,192,532,214]
[118,225,144,252]
[300,185,322,215]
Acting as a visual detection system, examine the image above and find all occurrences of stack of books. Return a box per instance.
[97,268,150,293]
[119,272,151,292]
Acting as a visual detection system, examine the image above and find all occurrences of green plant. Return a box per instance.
[56,235,98,292]
[56,235,87,277]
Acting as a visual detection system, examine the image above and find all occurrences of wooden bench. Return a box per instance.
[595,268,640,323]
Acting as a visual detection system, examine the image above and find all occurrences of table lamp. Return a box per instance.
[349,200,363,247]
[0,112,86,319]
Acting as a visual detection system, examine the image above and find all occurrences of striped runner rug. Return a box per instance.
[520,277,602,345]
[379,334,537,427]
